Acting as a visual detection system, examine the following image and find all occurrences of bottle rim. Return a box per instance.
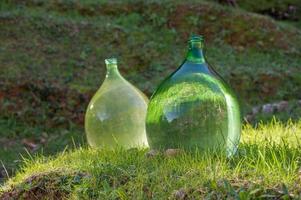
[105,58,117,65]
[189,35,204,43]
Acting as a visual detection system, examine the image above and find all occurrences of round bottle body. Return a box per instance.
[146,61,240,155]
[85,59,149,149]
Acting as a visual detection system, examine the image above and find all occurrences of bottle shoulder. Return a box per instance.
[155,62,226,88]
[89,76,148,107]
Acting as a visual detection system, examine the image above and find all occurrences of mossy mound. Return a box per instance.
[1,121,301,199]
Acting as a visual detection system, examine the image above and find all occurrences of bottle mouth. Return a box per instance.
[105,58,117,65]
[189,35,204,43]
[188,35,204,50]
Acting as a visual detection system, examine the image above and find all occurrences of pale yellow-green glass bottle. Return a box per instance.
[85,58,149,148]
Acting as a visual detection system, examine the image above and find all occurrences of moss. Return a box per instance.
[0,170,88,200]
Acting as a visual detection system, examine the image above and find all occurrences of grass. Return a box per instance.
[0,116,85,182]
[1,120,301,199]
[0,0,300,196]
[0,0,300,102]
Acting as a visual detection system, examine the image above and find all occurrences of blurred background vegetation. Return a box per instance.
[0,0,300,183]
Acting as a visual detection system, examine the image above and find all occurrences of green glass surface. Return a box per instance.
[146,36,241,156]
[85,58,149,149]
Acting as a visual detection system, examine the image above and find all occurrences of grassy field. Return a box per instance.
[1,120,301,199]
[0,0,301,198]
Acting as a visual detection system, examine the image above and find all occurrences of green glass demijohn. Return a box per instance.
[146,35,241,156]
[85,58,149,149]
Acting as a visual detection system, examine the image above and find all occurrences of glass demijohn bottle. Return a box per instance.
[85,58,149,149]
[146,35,241,156]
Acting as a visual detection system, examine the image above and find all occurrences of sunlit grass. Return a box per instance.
[1,120,301,199]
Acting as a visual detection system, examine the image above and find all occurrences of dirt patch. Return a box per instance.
[0,78,93,127]
[166,3,300,51]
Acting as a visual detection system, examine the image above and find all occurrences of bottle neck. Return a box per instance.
[106,64,120,77]
[186,40,205,64]
[105,58,121,78]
